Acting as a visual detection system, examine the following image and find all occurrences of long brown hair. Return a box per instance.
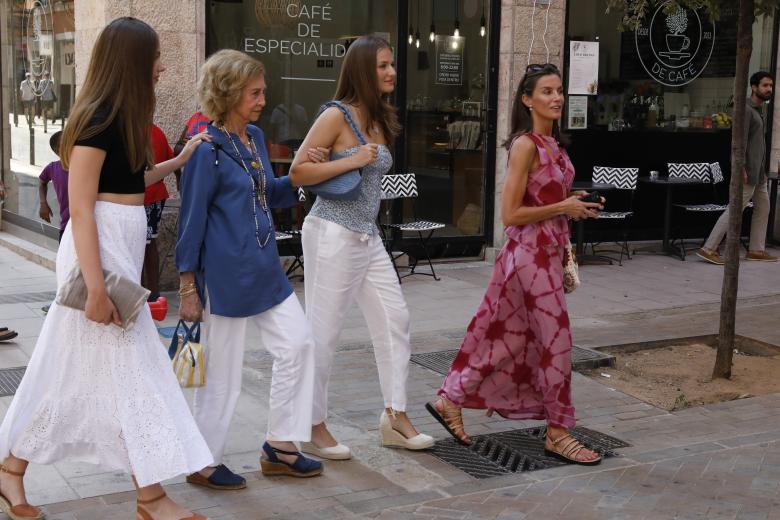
[60,17,158,172]
[504,64,565,150]
[333,35,400,143]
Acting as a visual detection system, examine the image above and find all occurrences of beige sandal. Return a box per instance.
[137,492,206,520]
[0,465,44,520]
[426,398,473,445]
[544,432,602,466]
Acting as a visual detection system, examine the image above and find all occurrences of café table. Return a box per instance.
[571,180,617,264]
[636,176,704,259]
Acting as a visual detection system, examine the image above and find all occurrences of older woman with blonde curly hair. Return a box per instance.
[176,49,323,484]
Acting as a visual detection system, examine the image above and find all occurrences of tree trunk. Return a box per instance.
[712,0,754,380]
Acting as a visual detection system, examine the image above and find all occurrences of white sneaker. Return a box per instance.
[299,441,352,460]
[379,411,435,450]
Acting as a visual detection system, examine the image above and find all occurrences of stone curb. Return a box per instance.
[0,231,56,271]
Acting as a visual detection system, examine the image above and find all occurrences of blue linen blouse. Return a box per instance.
[176,123,298,318]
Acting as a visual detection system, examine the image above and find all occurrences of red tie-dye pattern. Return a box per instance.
[439,133,576,428]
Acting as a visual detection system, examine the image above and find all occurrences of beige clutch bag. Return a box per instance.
[55,267,150,330]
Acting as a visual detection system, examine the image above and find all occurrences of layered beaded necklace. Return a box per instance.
[219,125,273,248]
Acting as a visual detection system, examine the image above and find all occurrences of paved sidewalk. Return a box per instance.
[1,235,780,519]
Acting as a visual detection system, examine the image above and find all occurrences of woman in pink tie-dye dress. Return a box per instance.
[426,64,603,465]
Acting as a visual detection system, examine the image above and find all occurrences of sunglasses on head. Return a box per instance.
[526,63,560,74]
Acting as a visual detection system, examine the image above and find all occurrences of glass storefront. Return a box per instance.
[566,2,776,134]
[0,0,499,256]
[207,0,498,258]
[564,1,778,241]
[2,0,74,238]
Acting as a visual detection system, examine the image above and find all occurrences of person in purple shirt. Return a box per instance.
[38,131,69,241]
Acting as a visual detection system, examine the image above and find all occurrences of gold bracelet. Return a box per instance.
[179,282,196,291]
[178,287,198,297]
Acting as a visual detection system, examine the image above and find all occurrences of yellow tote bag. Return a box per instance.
[168,320,206,388]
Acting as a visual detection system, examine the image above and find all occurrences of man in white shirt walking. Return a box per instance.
[19,73,36,126]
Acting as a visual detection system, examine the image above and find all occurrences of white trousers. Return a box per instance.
[193,293,315,464]
[302,216,411,425]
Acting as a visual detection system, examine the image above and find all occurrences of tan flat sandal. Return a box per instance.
[137,492,207,520]
[544,432,602,466]
[0,465,44,520]
[426,397,473,445]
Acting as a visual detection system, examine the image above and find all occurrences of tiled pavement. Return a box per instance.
[1,234,780,518]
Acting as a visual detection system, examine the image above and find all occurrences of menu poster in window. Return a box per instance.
[568,96,588,130]
[568,41,599,95]
[435,35,464,85]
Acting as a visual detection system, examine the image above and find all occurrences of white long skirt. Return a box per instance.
[0,202,213,487]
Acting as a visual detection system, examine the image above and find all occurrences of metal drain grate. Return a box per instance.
[411,346,614,375]
[410,350,459,375]
[430,426,630,479]
[0,291,57,304]
[0,367,26,397]
[571,345,616,369]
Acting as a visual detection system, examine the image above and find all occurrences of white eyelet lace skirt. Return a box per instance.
[0,202,213,487]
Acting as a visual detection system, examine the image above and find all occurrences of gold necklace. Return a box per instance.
[218,125,272,248]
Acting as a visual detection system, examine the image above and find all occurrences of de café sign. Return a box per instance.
[634,1,715,87]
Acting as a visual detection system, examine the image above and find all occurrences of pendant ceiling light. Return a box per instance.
[415,1,421,47]
[453,0,460,37]
[480,0,486,37]
[429,0,437,42]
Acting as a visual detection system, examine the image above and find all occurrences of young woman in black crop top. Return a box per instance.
[0,18,213,520]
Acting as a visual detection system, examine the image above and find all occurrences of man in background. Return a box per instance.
[697,71,777,264]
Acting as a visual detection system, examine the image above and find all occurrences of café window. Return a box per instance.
[208,0,499,254]
[208,1,397,156]
[402,0,493,242]
[565,1,776,132]
[2,0,75,235]
[207,0,397,233]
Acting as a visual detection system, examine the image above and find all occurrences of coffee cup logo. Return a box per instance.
[662,8,691,59]
[665,34,691,54]
[635,0,715,87]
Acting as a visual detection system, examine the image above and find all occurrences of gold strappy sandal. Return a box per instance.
[426,398,473,445]
[544,432,602,466]
[0,465,44,520]
[137,492,207,520]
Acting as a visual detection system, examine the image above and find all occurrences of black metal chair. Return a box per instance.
[275,187,306,279]
[379,173,445,282]
[584,166,639,265]
[668,162,734,259]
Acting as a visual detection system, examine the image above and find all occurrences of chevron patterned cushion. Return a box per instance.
[675,203,727,212]
[391,220,446,231]
[381,173,418,199]
[668,162,711,182]
[709,162,724,184]
[592,167,639,190]
[275,231,293,241]
[597,211,633,219]
[297,187,307,202]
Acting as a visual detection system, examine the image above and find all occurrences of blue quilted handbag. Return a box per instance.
[308,101,366,201]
